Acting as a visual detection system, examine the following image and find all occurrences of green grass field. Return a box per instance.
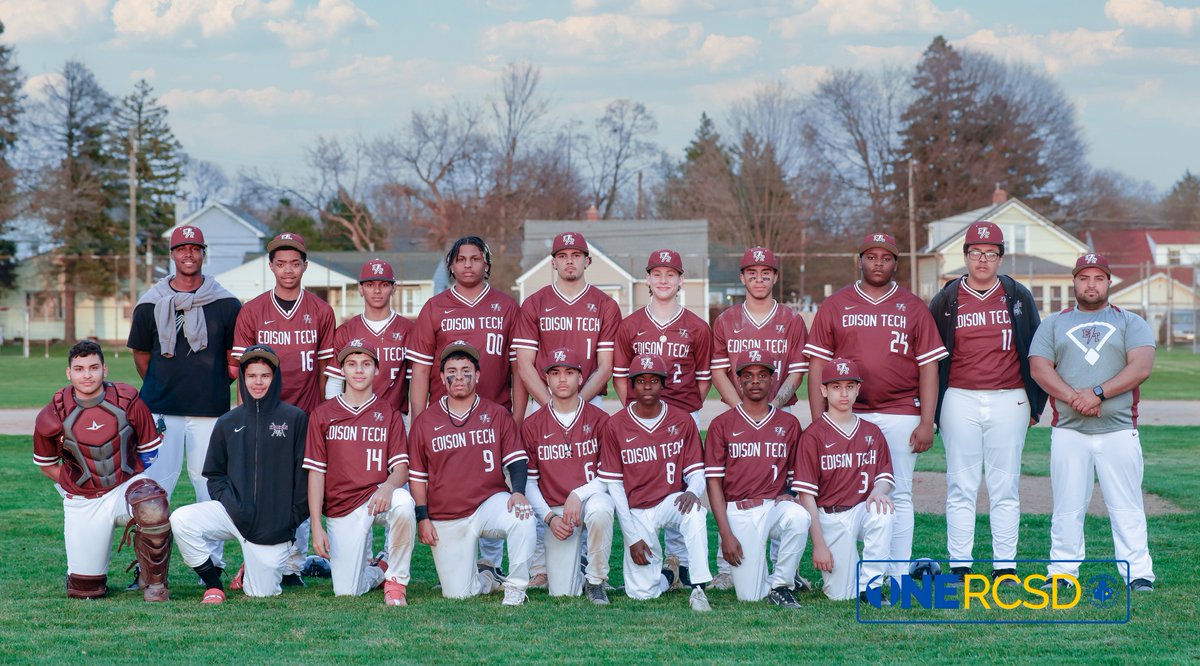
[1,427,1197,663]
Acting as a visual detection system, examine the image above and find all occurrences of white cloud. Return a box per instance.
[160,86,322,115]
[780,64,829,93]
[960,28,1130,74]
[289,49,329,68]
[0,0,108,42]
[22,72,65,102]
[690,34,759,70]
[1105,0,1199,32]
[111,0,292,39]
[773,0,972,37]
[130,67,156,81]
[265,0,377,50]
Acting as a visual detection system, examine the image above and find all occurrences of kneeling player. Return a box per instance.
[409,342,536,605]
[792,358,895,602]
[598,354,713,611]
[170,345,308,603]
[706,353,809,607]
[34,340,171,601]
[523,348,614,603]
[306,342,415,606]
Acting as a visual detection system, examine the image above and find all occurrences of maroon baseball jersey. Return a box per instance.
[703,404,802,502]
[791,414,894,508]
[947,279,1023,390]
[303,395,408,518]
[523,398,610,506]
[512,283,622,386]
[325,312,414,413]
[33,383,162,498]
[408,396,527,521]
[596,403,703,510]
[805,282,948,415]
[710,302,809,406]
[614,307,712,413]
[406,285,519,410]
[233,289,336,413]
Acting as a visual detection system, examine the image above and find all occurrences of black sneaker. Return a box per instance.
[125,563,142,591]
[793,573,813,592]
[991,569,1019,587]
[767,586,801,608]
[859,589,890,606]
[281,573,306,587]
[678,564,692,589]
[1129,578,1154,593]
[584,582,610,605]
[1040,577,1075,592]
[949,567,972,583]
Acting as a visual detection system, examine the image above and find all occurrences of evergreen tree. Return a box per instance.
[1162,171,1200,229]
[0,21,23,292]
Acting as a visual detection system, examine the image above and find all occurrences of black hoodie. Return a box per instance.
[203,354,308,545]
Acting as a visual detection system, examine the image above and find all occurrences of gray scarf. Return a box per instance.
[136,275,236,357]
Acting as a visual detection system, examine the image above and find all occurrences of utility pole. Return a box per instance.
[636,171,643,220]
[128,128,138,305]
[908,158,917,291]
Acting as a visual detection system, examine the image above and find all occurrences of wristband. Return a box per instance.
[545,513,557,526]
[414,505,429,522]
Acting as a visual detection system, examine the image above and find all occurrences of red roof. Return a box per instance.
[1146,229,1200,244]
[1087,230,1151,281]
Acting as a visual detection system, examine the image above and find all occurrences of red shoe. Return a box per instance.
[229,565,245,591]
[201,588,226,605]
[383,580,407,606]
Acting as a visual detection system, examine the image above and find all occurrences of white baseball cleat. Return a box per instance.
[477,569,502,595]
[689,586,712,612]
[501,586,527,606]
[710,572,734,590]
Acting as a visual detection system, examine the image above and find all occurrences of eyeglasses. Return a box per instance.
[967,250,1001,262]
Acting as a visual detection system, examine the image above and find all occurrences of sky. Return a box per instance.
[3,0,1198,196]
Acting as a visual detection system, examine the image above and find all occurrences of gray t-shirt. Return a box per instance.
[1029,304,1155,434]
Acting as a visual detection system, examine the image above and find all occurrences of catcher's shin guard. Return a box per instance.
[66,573,108,599]
[122,479,172,602]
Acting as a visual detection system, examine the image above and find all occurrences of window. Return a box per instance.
[1032,285,1044,311]
[396,286,421,317]
[1168,248,1181,265]
[28,291,65,320]
[1051,285,1066,312]
[1002,224,1028,253]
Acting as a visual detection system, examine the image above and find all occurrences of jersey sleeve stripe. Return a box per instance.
[787,362,808,373]
[231,346,246,357]
[387,454,408,468]
[33,455,59,466]
[682,461,704,477]
[710,358,731,369]
[695,370,712,379]
[408,470,429,482]
[510,338,539,350]
[597,469,622,481]
[596,342,614,351]
[791,480,818,493]
[324,367,344,379]
[704,466,725,478]
[802,344,833,360]
[875,472,895,485]
[317,348,335,360]
[915,348,949,366]
[301,461,326,473]
[136,436,163,453]
[793,486,818,497]
[502,450,529,465]
[612,368,629,378]
[528,470,540,479]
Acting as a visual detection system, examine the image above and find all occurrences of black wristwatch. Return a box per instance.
[1093,385,1107,401]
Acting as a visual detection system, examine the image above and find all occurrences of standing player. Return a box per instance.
[1030,253,1156,592]
[523,348,615,603]
[929,221,1046,582]
[804,232,947,581]
[409,342,536,605]
[513,231,622,407]
[129,224,240,504]
[705,353,809,607]
[324,259,413,414]
[170,345,309,603]
[792,358,895,602]
[232,232,335,581]
[598,354,714,612]
[34,341,171,601]
[306,342,416,605]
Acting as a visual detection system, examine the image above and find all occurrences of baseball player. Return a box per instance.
[325,259,414,415]
[792,358,895,602]
[306,342,416,605]
[406,236,524,578]
[597,353,713,612]
[169,345,308,603]
[705,353,809,607]
[231,232,335,583]
[409,342,536,605]
[522,347,615,603]
[1029,253,1156,592]
[929,221,1046,582]
[128,224,240,504]
[804,232,947,581]
[34,340,171,601]
[513,231,622,408]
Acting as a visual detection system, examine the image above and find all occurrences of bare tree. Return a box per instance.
[188,159,229,207]
[729,82,805,180]
[581,99,658,219]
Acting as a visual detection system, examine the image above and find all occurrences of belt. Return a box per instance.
[732,498,768,510]
[821,504,855,514]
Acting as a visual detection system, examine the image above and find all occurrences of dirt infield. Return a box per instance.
[912,471,1183,517]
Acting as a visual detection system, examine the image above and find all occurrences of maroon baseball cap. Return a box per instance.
[859,232,899,257]
[735,350,776,376]
[963,221,1004,251]
[646,249,684,274]
[740,246,778,271]
[1072,253,1112,278]
[267,232,307,254]
[170,225,206,250]
[821,357,863,384]
[628,353,669,378]
[337,339,379,364]
[439,340,480,363]
[359,259,396,283]
[542,347,583,373]
[551,232,589,256]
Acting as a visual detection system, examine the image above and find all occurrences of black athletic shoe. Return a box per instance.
[991,569,1019,587]
[767,586,801,608]
[949,566,973,583]
[125,563,141,591]
[1129,578,1154,593]
[281,573,306,588]
[678,564,692,588]
[585,582,610,605]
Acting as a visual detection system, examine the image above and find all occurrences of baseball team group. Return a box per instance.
[33,219,1157,611]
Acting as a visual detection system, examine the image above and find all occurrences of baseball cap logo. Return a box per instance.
[281,233,293,240]
[753,249,765,262]
[182,227,195,238]
[640,356,654,369]
[976,226,990,238]
[563,233,575,245]
[836,362,849,375]
[659,250,672,262]
[554,350,567,362]
[873,234,886,242]
[371,262,384,275]
[350,338,365,347]
[452,339,466,345]
[748,350,762,362]
[1085,254,1098,264]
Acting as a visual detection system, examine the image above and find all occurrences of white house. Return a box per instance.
[161,202,272,276]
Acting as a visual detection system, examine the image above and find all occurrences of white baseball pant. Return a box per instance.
[817,502,894,600]
[726,499,810,601]
[170,500,291,597]
[146,414,217,501]
[1047,427,1154,584]
[326,487,416,596]
[60,474,145,576]
[430,492,536,599]
[543,494,615,596]
[620,492,713,600]
[941,387,1029,569]
[859,412,919,577]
